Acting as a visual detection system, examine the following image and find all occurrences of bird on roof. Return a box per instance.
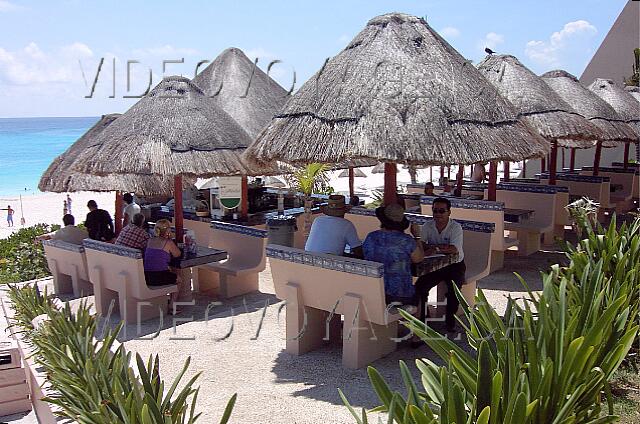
[485,47,496,55]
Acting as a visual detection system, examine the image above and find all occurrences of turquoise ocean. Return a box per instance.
[0,117,99,197]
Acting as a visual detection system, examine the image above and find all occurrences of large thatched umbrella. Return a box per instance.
[541,70,637,175]
[244,13,548,204]
[588,79,640,168]
[69,76,261,241]
[477,55,602,186]
[193,47,288,217]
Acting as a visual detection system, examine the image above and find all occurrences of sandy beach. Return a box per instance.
[0,191,116,239]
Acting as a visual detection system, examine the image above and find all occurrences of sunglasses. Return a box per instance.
[432,208,448,214]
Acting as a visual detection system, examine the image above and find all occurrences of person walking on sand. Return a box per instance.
[63,199,68,216]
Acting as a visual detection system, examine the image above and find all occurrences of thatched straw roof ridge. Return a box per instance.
[476,55,602,148]
[541,70,637,147]
[245,13,549,166]
[68,76,279,177]
[589,79,640,141]
[193,47,288,138]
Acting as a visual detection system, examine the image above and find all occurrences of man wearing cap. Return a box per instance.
[412,196,465,332]
[304,195,363,258]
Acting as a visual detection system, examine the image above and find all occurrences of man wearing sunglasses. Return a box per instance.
[411,197,465,332]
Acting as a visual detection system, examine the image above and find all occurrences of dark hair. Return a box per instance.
[62,214,75,226]
[132,213,145,227]
[432,197,451,210]
[424,182,435,189]
[349,195,360,206]
[87,200,97,208]
[123,193,133,203]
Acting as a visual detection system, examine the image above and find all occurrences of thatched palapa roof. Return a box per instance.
[69,76,278,179]
[38,114,180,194]
[588,79,640,140]
[626,86,640,103]
[477,55,602,148]
[193,47,288,138]
[541,70,637,148]
[244,13,549,167]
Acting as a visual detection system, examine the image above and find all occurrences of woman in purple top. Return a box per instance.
[144,219,183,312]
[363,204,424,306]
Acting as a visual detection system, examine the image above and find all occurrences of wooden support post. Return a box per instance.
[548,141,558,185]
[114,191,123,236]
[383,163,398,206]
[174,175,184,243]
[593,141,602,176]
[569,148,576,171]
[240,175,249,219]
[488,161,498,201]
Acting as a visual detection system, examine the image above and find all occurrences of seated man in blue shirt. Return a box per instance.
[305,195,363,258]
[412,197,465,331]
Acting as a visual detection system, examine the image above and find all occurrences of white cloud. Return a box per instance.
[525,20,597,68]
[478,32,505,53]
[0,42,96,85]
[440,26,460,39]
[0,0,21,12]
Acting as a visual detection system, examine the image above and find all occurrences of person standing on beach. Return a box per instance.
[63,199,68,216]
[85,200,115,242]
[122,193,141,226]
[66,194,73,214]
[3,205,14,227]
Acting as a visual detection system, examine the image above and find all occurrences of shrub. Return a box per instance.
[7,284,236,423]
[341,214,640,423]
[0,223,59,284]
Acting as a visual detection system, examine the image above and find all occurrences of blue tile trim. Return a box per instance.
[537,173,611,183]
[420,195,504,211]
[405,214,495,233]
[211,221,268,238]
[43,239,85,253]
[266,244,384,277]
[347,208,495,233]
[263,206,322,220]
[580,166,638,175]
[82,239,143,259]
[497,183,568,193]
[347,207,377,217]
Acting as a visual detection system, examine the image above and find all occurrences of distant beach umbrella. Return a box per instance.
[542,70,637,174]
[477,55,602,189]
[338,168,366,178]
[371,163,385,174]
[589,79,640,166]
[262,176,286,188]
[244,13,548,205]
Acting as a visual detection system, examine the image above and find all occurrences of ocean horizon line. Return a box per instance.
[0,115,102,120]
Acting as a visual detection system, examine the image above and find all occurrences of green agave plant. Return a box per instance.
[341,214,640,424]
[7,285,236,424]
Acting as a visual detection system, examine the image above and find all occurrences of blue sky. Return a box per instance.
[0,0,629,118]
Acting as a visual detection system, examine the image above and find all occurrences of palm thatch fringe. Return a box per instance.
[589,79,640,140]
[244,13,549,168]
[541,70,637,148]
[69,76,279,177]
[477,55,602,148]
[193,47,289,138]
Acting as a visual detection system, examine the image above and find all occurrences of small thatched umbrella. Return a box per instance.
[338,168,366,198]
[244,13,548,205]
[588,79,640,168]
[477,55,602,186]
[69,76,264,241]
[371,163,385,174]
[193,47,288,217]
[541,70,638,175]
